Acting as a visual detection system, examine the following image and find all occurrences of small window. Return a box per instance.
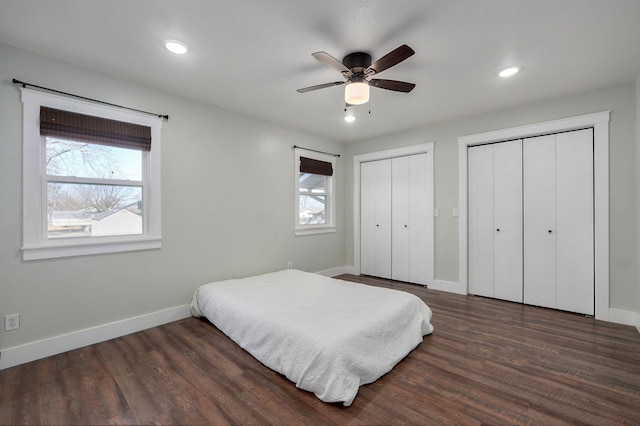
[294,148,336,235]
[21,89,163,260]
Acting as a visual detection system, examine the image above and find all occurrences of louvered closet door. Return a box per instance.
[468,141,523,301]
[360,159,392,279]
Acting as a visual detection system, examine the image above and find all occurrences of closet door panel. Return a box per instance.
[391,156,410,282]
[375,160,393,279]
[523,135,557,309]
[493,141,523,302]
[361,160,392,279]
[409,153,430,285]
[468,145,495,297]
[360,161,377,276]
[556,129,594,315]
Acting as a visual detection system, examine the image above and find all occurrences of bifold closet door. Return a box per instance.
[555,130,594,314]
[523,129,594,315]
[360,159,392,279]
[391,156,411,282]
[493,142,523,301]
[468,140,523,302]
[523,135,557,309]
[391,153,430,285]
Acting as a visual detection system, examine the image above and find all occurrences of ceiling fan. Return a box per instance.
[297,44,416,106]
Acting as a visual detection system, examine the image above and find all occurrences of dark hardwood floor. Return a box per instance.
[1,274,640,425]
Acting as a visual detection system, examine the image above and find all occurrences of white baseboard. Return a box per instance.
[425,283,639,333]
[429,279,467,295]
[4,287,634,372]
[0,304,192,371]
[608,308,640,330]
[316,265,351,277]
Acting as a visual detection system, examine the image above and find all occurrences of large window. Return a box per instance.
[21,89,163,260]
[294,148,336,235]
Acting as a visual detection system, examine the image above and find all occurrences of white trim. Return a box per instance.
[22,238,162,261]
[458,111,610,321]
[294,148,336,236]
[353,142,435,284]
[429,279,466,295]
[608,308,640,329]
[0,304,191,370]
[315,265,350,277]
[458,111,610,145]
[295,226,336,236]
[353,143,435,164]
[21,88,163,260]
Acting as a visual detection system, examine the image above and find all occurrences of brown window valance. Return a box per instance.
[40,106,152,151]
[300,156,333,176]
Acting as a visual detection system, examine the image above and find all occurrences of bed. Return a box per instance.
[190,269,433,406]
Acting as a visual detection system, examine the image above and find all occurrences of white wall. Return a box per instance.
[0,44,346,353]
[2,41,637,362]
[636,73,640,327]
[345,82,637,312]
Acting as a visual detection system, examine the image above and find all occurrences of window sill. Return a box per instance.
[22,237,162,260]
[295,226,336,236]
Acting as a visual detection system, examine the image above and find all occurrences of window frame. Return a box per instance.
[294,148,336,236]
[21,88,162,260]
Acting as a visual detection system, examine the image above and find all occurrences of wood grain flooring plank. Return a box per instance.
[1,274,639,425]
[98,334,176,424]
[69,344,131,425]
[35,355,89,425]
[0,362,40,425]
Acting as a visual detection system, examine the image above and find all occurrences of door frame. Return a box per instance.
[353,142,435,285]
[458,112,610,320]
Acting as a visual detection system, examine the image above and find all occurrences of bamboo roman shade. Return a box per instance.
[40,106,152,151]
[300,156,333,176]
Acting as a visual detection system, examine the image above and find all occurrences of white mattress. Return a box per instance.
[190,269,433,406]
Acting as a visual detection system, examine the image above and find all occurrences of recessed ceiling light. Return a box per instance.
[499,67,519,78]
[164,40,188,55]
[344,114,356,123]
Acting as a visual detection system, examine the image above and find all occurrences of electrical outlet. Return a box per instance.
[5,313,20,331]
[286,261,293,270]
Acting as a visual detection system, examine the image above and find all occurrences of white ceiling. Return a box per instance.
[1,0,640,143]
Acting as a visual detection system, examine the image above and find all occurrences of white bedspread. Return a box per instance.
[190,269,433,406]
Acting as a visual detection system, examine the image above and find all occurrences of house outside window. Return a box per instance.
[21,89,162,260]
[294,148,336,236]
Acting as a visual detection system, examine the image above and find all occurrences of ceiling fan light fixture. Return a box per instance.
[345,81,369,105]
[164,40,188,55]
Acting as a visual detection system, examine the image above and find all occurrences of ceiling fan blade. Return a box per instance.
[312,52,352,75]
[297,81,346,93]
[366,44,415,76]
[369,79,416,93]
